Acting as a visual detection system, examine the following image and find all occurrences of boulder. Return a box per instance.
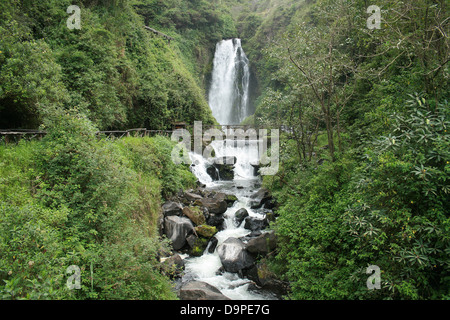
[162,201,183,217]
[213,192,238,207]
[184,191,203,202]
[258,208,276,222]
[225,194,238,207]
[249,188,272,209]
[207,214,225,231]
[207,237,219,254]
[242,260,290,298]
[187,235,209,257]
[263,198,277,210]
[217,238,254,273]
[183,206,206,226]
[195,225,218,238]
[246,231,277,255]
[214,163,234,181]
[206,166,220,181]
[160,254,185,278]
[200,198,228,214]
[244,216,269,232]
[164,216,195,250]
[205,157,236,181]
[250,163,260,176]
[234,208,249,227]
[178,281,231,300]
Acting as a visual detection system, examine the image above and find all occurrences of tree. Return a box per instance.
[277,0,360,161]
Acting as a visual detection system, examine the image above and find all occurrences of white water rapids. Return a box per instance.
[183,140,276,300]
[179,39,276,300]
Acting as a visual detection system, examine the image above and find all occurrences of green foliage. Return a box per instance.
[268,95,449,300]
[0,114,200,300]
[0,0,219,130]
[116,135,197,199]
[343,96,450,299]
[0,28,68,128]
[252,0,449,299]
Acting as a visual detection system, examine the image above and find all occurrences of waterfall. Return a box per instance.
[179,39,277,300]
[208,39,251,125]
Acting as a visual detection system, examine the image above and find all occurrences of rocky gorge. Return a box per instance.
[158,157,289,300]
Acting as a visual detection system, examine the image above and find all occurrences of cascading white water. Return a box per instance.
[211,139,259,181]
[186,142,274,300]
[208,39,251,125]
[180,39,276,300]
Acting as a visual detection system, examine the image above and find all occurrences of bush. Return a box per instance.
[0,114,198,299]
[269,95,450,300]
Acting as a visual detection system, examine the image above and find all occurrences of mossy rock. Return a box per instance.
[225,194,238,206]
[190,237,209,257]
[183,206,206,226]
[195,225,218,238]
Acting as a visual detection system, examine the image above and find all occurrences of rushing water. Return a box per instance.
[182,139,276,300]
[208,39,251,125]
[179,39,276,300]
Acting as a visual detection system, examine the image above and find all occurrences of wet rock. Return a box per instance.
[249,188,272,209]
[161,254,185,278]
[225,194,238,207]
[213,192,238,207]
[178,281,231,300]
[164,216,195,250]
[216,166,234,180]
[207,214,225,231]
[258,208,276,222]
[242,260,290,298]
[188,235,208,257]
[206,165,220,181]
[234,208,249,227]
[162,201,183,217]
[184,191,203,202]
[248,230,262,238]
[261,279,290,298]
[244,216,269,232]
[246,231,277,255]
[207,237,219,254]
[195,225,218,238]
[197,181,207,188]
[200,198,228,214]
[263,198,277,210]
[186,234,198,248]
[205,157,237,181]
[183,206,206,226]
[217,238,254,273]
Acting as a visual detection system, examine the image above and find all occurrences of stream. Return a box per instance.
[176,38,278,300]
[178,139,277,300]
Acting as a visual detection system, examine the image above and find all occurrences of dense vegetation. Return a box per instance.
[237,0,449,300]
[1,0,449,300]
[0,0,235,129]
[0,111,198,299]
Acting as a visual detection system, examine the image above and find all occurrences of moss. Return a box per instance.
[195,225,218,238]
[190,238,209,257]
[183,206,206,225]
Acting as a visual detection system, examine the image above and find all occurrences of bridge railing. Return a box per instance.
[1,125,288,144]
